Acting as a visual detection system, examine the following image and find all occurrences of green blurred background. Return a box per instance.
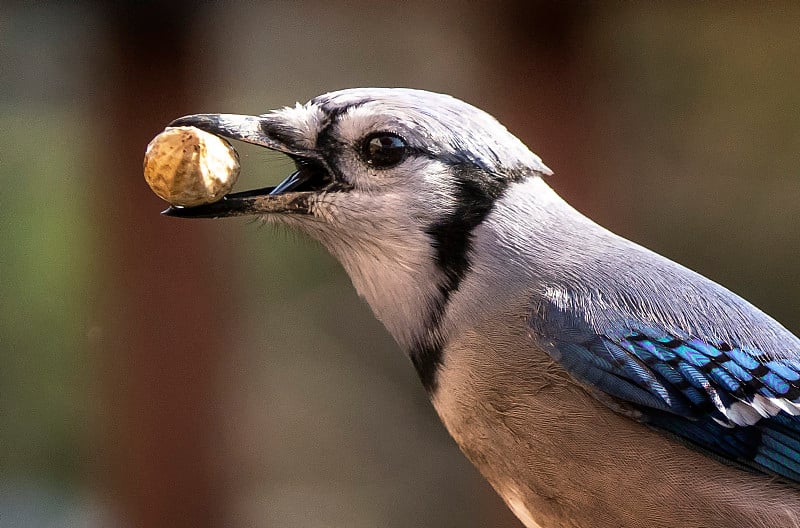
[2,2,799,527]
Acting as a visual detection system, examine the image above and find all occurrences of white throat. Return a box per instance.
[291,193,448,351]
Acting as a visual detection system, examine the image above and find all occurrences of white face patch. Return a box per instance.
[253,88,552,355]
[255,98,467,350]
[286,189,447,350]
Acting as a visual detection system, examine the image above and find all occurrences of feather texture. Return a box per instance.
[175,88,800,526]
[533,300,800,482]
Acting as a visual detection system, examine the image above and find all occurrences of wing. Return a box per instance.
[530,298,800,483]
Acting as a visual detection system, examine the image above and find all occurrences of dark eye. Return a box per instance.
[361,133,408,168]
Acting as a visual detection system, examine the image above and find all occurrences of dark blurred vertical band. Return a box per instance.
[92,3,226,527]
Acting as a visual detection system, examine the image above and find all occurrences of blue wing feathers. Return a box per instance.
[768,361,800,381]
[720,359,755,387]
[558,341,672,410]
[625,333,800,415]
[685,338,723,357]
[727,347,761,370]
[540,319,800,483]
[707,367,742,394]
[633,333,800,481]
[673,344,712,368]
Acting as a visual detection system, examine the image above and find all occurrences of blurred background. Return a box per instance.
[2,2,799,527]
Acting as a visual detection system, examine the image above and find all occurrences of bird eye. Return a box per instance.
[361,133,408,168]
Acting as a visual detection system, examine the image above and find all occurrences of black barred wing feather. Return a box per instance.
[531,305,800,482]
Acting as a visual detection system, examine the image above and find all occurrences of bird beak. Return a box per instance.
[161,113,333,219]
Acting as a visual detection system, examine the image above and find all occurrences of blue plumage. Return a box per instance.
[170,86,800,526]
[542,321,800,482]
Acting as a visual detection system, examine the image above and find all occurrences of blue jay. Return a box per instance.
[166,88,800,528]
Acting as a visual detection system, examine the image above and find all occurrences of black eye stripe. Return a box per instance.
[360,132,408,168]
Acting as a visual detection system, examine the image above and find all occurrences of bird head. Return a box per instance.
[166,88,552,379]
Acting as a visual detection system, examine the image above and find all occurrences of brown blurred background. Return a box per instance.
[2,2,799,527]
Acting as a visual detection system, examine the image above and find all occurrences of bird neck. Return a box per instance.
[307,176,578,389]
[301,198,449,354]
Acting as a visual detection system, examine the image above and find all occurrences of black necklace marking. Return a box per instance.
[411,162,531,392]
